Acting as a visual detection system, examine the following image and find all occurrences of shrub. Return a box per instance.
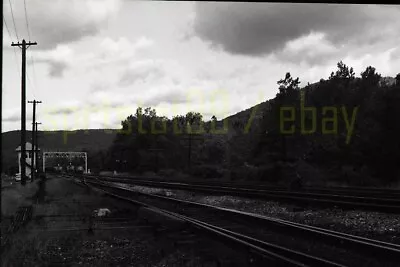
[256,164,281,183]
[190,165,223,179]
[158,169,176,177]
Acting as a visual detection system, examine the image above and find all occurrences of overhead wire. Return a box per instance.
[3,14,21,78]
[23,0,37,99]
[23,0,31,41]
[3,15,12,38]
[8,0,19,42]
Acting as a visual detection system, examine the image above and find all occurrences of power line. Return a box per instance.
[7,0,19,42]
[23,0,32,41]
[3,16,12,38]
[4,15,22,77]
[23,0,38,98]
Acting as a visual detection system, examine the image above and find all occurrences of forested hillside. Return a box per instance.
[253,62,400,186]
[101,61,400,187]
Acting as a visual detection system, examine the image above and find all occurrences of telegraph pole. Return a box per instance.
[12,39,37,185]
[35,122,42,175]
[29,100,41,181]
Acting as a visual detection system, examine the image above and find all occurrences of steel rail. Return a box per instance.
[66,175,345,267]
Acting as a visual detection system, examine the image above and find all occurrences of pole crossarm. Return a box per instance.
[11,41,38,47]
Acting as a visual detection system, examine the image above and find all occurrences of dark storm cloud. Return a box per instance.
[3,0,120,51]
[33,23,99,51]
[193,3,400,59]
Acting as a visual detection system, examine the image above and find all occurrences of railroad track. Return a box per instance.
[63,174,400,266]
[77,174,400,213]
[81,173,400,198]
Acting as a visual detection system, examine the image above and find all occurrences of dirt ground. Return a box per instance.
[1,176,250,267]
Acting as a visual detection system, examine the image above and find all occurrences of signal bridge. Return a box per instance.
[43,152,88,174]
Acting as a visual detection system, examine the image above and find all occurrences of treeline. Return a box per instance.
[95,107,228,175]
[254,61,400,185]
[95,61,400,186]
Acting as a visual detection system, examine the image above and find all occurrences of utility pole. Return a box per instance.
[12,39,37,185]
[29,100,42,181]
[35,122,42,174]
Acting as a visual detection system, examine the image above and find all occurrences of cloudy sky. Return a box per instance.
[3,1,400,132]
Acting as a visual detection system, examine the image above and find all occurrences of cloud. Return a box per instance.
[3,108,33,122]
[3,109,21,123]
[143,90,189,107]
[32,44,74,77]
[391,47,400,62]
[32,36,154,78]
[119,59,166,87]
[45,101,82,115]
[47,106,78,115]
[94,36,154,68]
[39,60,68,77]
[276,31,340,65]
[3,0,122,50]
[192,3,400,63]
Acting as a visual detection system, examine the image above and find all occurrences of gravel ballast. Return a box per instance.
[115,183,400,244]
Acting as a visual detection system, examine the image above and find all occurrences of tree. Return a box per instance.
[329,61,355,80]
[361,66,381,86]
[396,73,400,85]
[277,72,300,96]
[185,111,203,133]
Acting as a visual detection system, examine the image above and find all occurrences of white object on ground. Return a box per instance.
[93,208,111,217]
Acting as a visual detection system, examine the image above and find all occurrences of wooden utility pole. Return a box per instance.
[29,100,41,181]
[12,39,37,185]
[34,122,42,173]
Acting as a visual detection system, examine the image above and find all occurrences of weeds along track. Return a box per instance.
[63,174,400,267]
[1,206,33,255]
[80,174,400,213]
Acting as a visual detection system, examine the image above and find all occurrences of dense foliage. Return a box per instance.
[254,62,400,185]
[99,61,400,186]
